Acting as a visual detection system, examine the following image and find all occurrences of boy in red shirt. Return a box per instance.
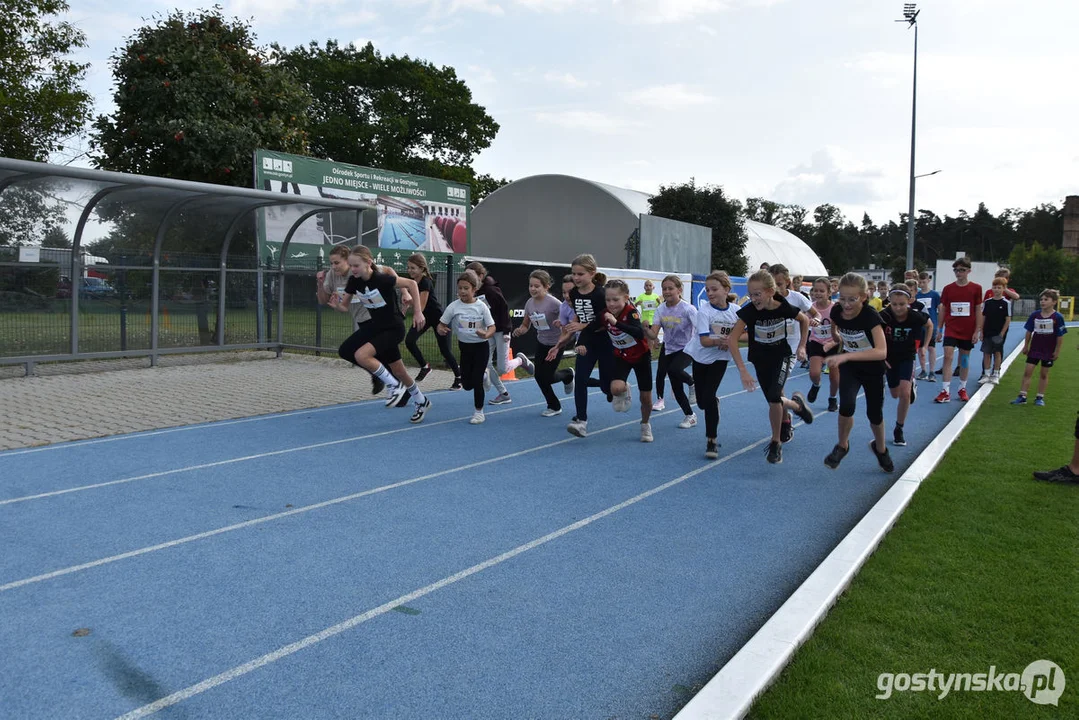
[934,257,983,403]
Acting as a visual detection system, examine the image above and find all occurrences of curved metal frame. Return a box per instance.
[149,194,208,363]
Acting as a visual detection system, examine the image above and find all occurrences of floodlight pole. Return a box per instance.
[900,5,921,271]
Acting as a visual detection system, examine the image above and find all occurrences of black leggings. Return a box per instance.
[839,364,885,426]
[458,341,489,410]
[406,322,460,375]
[692,360,729,439]
[658,349,694,415]
[534,342,572,411]
[574,336,614,421]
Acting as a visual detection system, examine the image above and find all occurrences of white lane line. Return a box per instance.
[0,397,557,506]
[114,427,779,720]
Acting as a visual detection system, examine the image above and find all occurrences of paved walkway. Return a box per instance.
[0,352,458,451]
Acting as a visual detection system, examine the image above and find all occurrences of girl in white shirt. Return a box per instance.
[686,271,741,459]
[438,270,496,424]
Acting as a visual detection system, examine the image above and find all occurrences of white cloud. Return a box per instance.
[699,24,718,36]
[543,72,589,89]
[772,147,887,210]
[467,65,497,84]
[624,84,719,108]
[535,110,641,134]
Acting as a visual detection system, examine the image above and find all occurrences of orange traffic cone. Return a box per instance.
[500,344,516,382]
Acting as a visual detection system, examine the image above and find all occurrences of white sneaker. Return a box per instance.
[977,374,991,385]
[483,372,492,392]
[612,391,631,413]
[652,397,666,412]
[385,384,408,408]
[688,386,696,406]
[567,419,588,437]
[640,422,653,443]
[678,414,697,429]
[517,353,535,375]
[409,397,431,424]
[563,369,574,396]
[989,373,1000,385]
[541,407,562,417]
[470,410,485,424]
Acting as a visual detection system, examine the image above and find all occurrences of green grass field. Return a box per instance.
[747,346,1078,718]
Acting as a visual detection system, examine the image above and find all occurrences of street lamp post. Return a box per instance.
[898,3,921,271]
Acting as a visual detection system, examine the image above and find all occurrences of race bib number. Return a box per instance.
[838,329,873,353]
[1033,318,1054,334]
[753,319,786,344]
[355,288,387,309]
[530,312,550,331]
[920,296,934,310]
[458,318,483,334]
[640,299,658,312]
[608,329,637,349]
[810,323,832,342]
[709,321,733,339]
[950,301,971,317]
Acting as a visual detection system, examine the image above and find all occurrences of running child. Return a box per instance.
[404,253,462,388]
[977,277,1011,386]
[603,279,655,442]
[335,246,431,423]
[635,280,661,327]
[727,270,813,464]
[438,270,496,424]
[565,254,613,438]
[770,264,813,435]
[915,271,940,380]
[805,277,840,412]
[686,271,741,459]
[466,261,532,405]
[822,273,892,471]
[513,269,572,416]
[647,276,698,428]
[1011,289,1068,406]
[934,257,983,403]
[880,284,932,447]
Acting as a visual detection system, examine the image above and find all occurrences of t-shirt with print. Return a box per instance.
[916,290,940,326]
[570,285,608,346]
[635,293,661,325]
[440,299,494,344]
[687,300,740,365]
[940,281,983,340]
[344,270,403,332]
[830,302,885,373]
[807,301,836,347]
[524,294,562,347]
[981,298,1009,339]
[737,295,800,364]
[1024,311,1067,360]
[655,300,698,353]
[880,307,928,364]
[984,287,1015,316]
[323,270,372,326]
[416,275,442,322]
[606,303,650,363]
[779,289,811,354]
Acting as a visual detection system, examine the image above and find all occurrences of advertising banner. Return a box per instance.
[254,150,471,268]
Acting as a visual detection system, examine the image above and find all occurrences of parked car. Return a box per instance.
[79,277,117,299]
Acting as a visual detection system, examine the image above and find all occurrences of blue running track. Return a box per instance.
[0,337,1022,719]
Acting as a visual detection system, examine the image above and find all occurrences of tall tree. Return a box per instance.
[276,40,500,190]
[0,0,92,161]
[90,7,310,186]
[649,179,747,275]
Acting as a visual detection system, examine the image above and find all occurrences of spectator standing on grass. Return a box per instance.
[514,270,571,417]
[686,271,741,459]
[437,270,496,425]
[977,278,1011,386]
[1010,289,1067,406]
[916,271,940,381]
[880,284,931,448]
[726,269,813,465]
[823,273,893,472]
[933,257,983,403]
[404,254,462,389]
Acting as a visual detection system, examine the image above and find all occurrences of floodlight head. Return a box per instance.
[902,4,919,26]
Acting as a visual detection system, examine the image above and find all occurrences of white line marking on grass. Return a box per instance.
[113,427,779,719]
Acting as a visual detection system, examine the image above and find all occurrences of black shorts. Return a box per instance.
[886,359,915,388]
[980,336,1006,354]
[368,325,406,364]
[754,355,793,404]
[613,354,653,392]
[807,340,838,358]
[943,336,973,351]
[925,332,937,348]
[1026,357,1054,368]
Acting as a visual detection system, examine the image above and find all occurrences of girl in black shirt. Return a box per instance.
[824,272,892,471]
[564,253,613,438]
[404,254,462,388]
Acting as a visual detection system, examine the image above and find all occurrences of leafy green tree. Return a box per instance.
[649,179,747,275]
[41,225,70,248]
[276,40,499,189]
[0,0,92,161]
[90,6,310,186]
[0,183,67,246]
[1006,242,1079,295]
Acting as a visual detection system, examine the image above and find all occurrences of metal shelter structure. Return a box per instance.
[0,158,392,375]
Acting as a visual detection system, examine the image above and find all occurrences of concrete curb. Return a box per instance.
[674,341,1027,720]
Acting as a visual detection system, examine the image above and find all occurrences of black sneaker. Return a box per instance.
[893,425,907,446]
[807,384,820,404]
[372,376,386,396]
[824,444,848,469]
[705,439,719,459]
[415,364,432,382]
[450,376,462,390]
[791,392,813,424]
[409,397,431,423]
[766,441,782,464]
[827,397,838,412]
[934,368,943,375]
[871,441,895,472]
[1032,466,1079,483]
[780,415,793,443]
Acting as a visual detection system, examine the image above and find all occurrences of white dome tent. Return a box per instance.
[743,220,828,277]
